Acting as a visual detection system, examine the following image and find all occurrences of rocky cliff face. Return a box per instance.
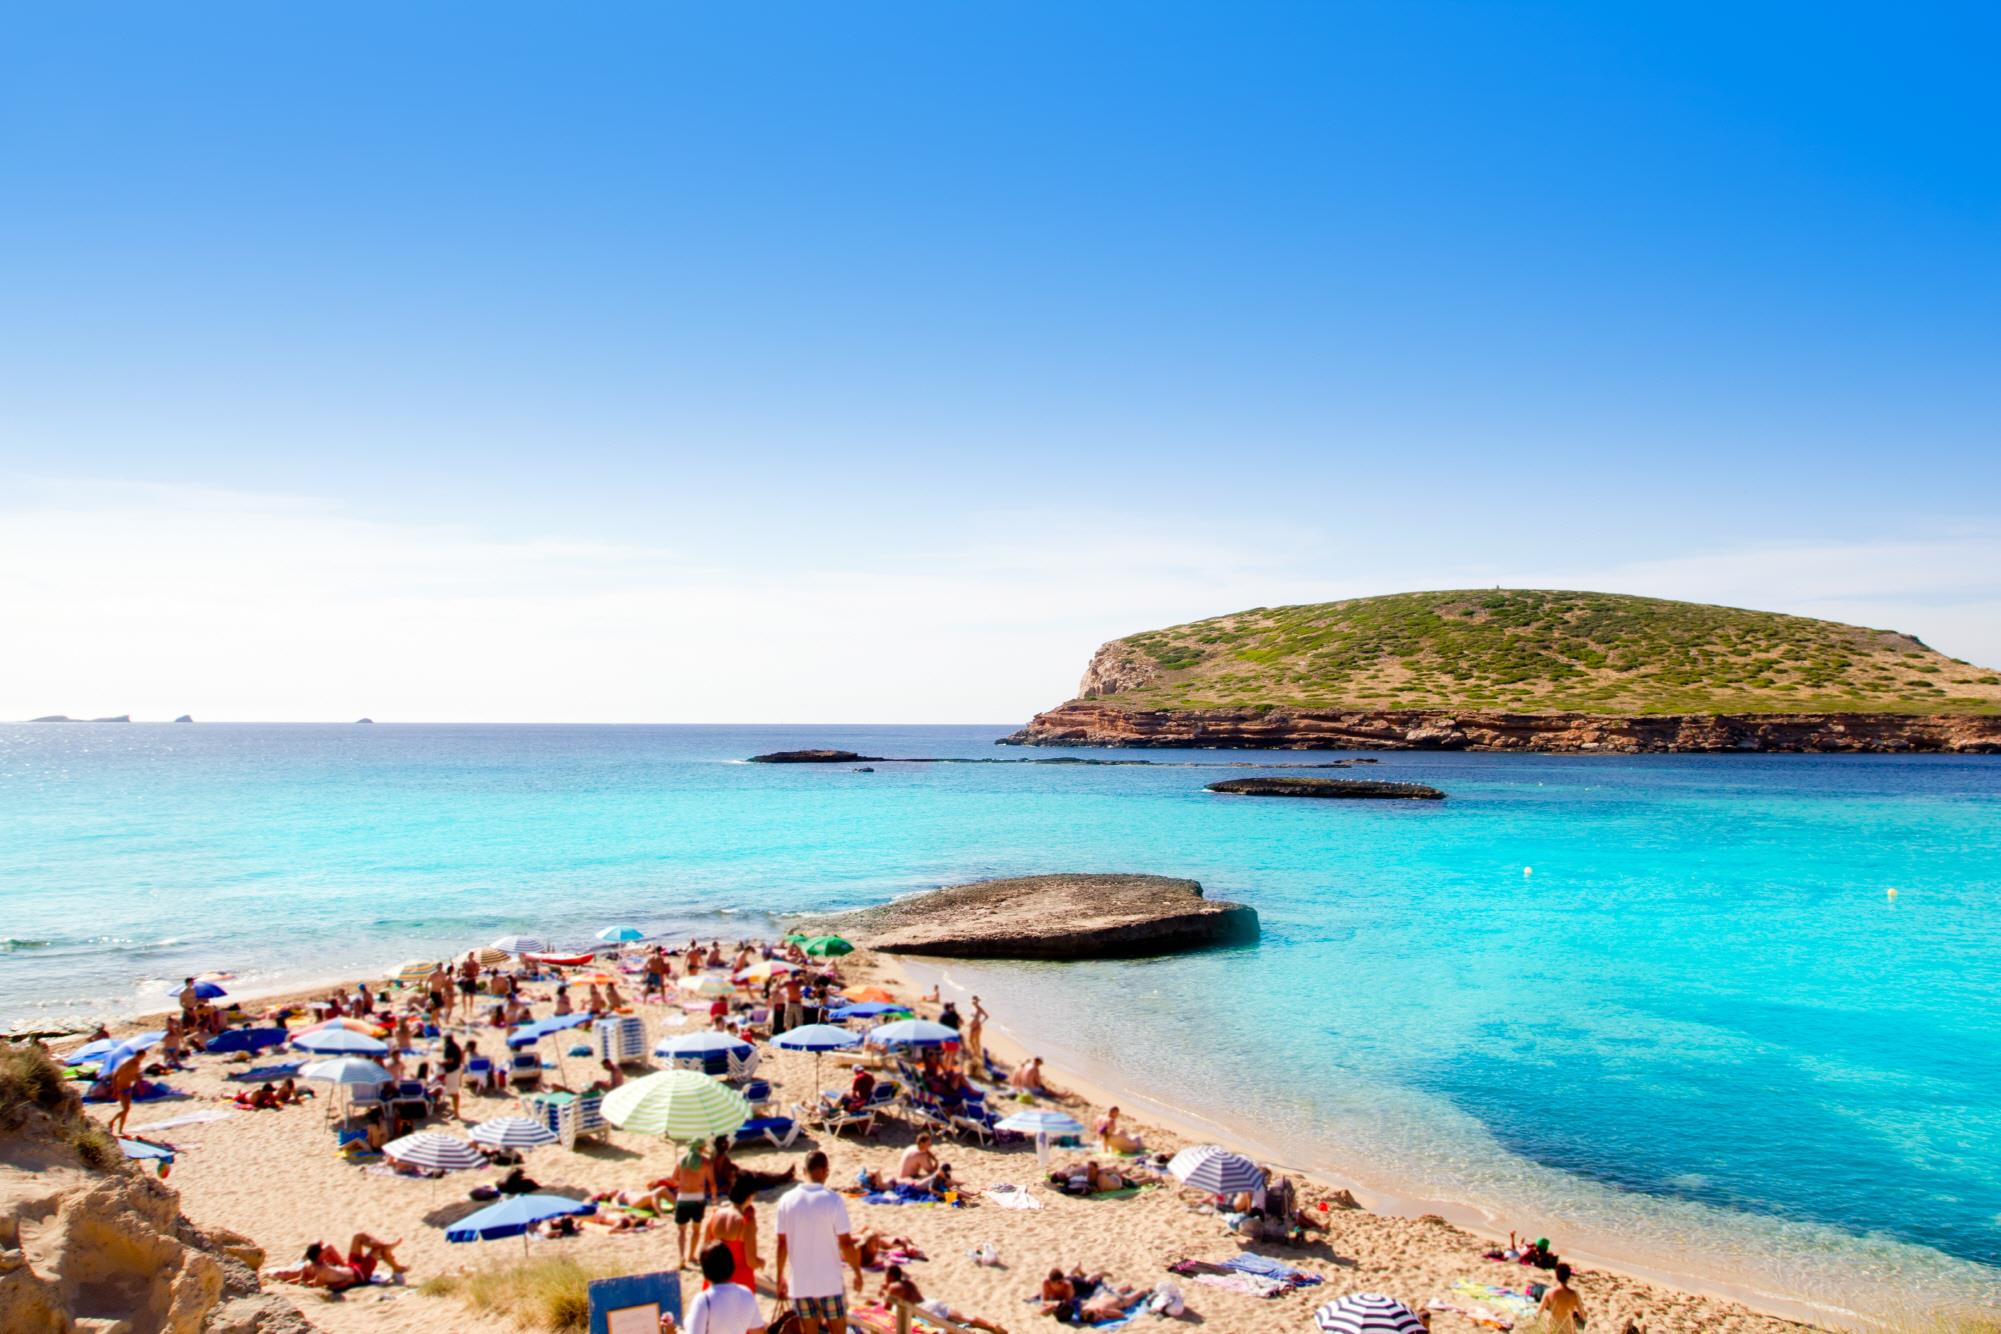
[1002,701,2001,753]
[1078,641,1160,700]
[1,1048,312,1334]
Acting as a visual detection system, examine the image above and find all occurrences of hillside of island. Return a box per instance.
[1002,590,2001,752]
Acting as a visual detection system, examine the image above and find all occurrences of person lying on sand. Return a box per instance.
[271,1234,407,1290]
[275,1077,311,1104]
[882,1264,1008,1333]
[856,1230,926,1268]
[1048,1160,1126,1195]
[1037,1269,1139,1324]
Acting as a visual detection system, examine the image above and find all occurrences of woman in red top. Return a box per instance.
[699,1179,761,1289]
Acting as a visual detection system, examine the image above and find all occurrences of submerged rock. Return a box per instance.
[810,873,1259,960]
[1207,776,1445,799]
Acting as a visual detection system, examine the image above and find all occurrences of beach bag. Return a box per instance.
[1146,1281,1185,1316]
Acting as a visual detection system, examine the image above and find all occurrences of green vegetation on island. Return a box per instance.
[1085,590,2001,717]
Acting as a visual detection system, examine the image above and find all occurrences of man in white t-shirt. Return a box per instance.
[773,1150,861,1334]
[663,1244,766,1334]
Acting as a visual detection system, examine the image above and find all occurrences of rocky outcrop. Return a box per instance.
[354,718,373,725]
[1,1046,311,1333]
[747,749,883,763]
[1208,777,1445,799]
[174,716,194,724]
[810,873,1259,959]
[1002,702,2001,753]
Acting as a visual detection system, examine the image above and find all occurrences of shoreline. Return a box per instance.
[872,954,1909,1332]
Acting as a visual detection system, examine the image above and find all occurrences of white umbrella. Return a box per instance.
[995,1108,1085,1169]
[1167,1144,1264,1195]
[468,1116,561,1151]
[1314,1293,1428,1334]
[680,974,735,999]
[300,1056,393,1121]
[491,934,545,955]
[383,1131,488,1172]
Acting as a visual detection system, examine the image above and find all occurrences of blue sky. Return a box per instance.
[3,4,1997,720]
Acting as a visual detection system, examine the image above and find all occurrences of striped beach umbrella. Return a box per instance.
[298,1017,386,1038]
[491,935,546,955]
[468,1117,561,1151]
[1167,1144,1264,1195]
[680,974,735,998]
[1313,1294,1427,1334]
[471,946,509,966]
[602,1070,749,1141]
[394,959,439,985]
[771,1023,860,1053]
[995,1108,1086,1169]
[383,1131,489,1172]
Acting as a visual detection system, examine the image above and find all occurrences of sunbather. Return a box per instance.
[883,1264,1008,1333]
[857,1230,926,1268]
[1096,1106,1143,1153]
[272,1233,407,1290]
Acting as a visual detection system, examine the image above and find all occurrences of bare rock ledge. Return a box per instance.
[1209,776,1445,799]
[810,873,1259,960]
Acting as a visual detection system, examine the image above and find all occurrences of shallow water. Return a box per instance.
[2,722,1996,1318]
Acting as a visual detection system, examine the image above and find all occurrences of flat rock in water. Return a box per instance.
[747,748,884,763]
[811,873,1259,959]
[1208,776,1445,799]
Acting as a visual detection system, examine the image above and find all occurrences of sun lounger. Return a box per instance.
[509,1054,545,1091]
[798,1099,875,1138]
[733,1115,800,1149]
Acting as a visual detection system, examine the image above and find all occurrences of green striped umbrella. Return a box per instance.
[601,1070,749,1141]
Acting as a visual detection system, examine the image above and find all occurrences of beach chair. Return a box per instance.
[733,1115,800,1150]
[951,1103,1000,1145]
[740,1078,773,1108]
[802,1099,875,1138]
[724,1047,762,1083]
[573,1090,607,1145]
[509,1053,545,1092]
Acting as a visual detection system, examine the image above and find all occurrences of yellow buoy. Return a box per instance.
[1887,887,1899,899]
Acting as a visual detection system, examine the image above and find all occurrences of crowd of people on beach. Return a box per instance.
[26,931,1616,1334]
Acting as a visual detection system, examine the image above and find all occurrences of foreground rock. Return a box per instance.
[811,873,1259,959]
[1,1045,311,1333]
[1209,776,1445,799]
[748,748,884,763]
[1004,702,2001,753]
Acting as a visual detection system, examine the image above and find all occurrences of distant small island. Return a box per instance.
[355,717,375,725]
[27,714,130,724]
[1004,590,2001,753]
[749,748,881,763]
[174,715,193,723]
[1208,776,1445,799]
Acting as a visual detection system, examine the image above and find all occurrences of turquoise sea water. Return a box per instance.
[2,723,1997,1320]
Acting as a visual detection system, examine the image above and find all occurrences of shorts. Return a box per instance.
[791,1294,847,1322]
[673,1197,706,1226]
[442,1068,463,1094]
[457,978,476,995]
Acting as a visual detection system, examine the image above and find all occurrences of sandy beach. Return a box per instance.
[37,944,1833,1334]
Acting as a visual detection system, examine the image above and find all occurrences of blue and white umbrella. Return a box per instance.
[468,1117,561,1151]
[595,925,645,943]
[189,980,228,1000]
[1167,1144,1264,1195]
[864,1019,958,1049]
[292,1027,388,1056]
[995,1108,1085,1169]
[653,1031,753,1060]
[772,1024,861,1053]
[505,1012,592,1050]
[67,1031,165,1070]
[300,1056,391,1085]
[1314,1293,1428,1334]
[94,1036,159,1074]
[491,934,546,955]
[383,1131,488,1172]
[828,1002,907,1021]
[447,1193,595,1250]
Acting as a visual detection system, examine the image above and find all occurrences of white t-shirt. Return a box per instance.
[684,1282,764,1334]
[774,1181,852,1298]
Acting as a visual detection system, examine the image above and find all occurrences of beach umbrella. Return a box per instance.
[996,1108,1085,1169]
[179,980,228,1000]
[773,1022,860,1088]
[596,925,645,943]
[829,1002,906,1021]
[206,1026,289,1055]
[393,959,439,985]
[680,974,735,999]
[804,935,853,957]
[1314,1294,1428,1334]
[1167,1144,1264,1196]
[864,1018,957,1049]
[447,1193,596,1254]
[505,1012,591,1050]
[491,935,545,955]
[92,1034,162,1074]
[843,986,899,1005]
[300,1056,392,1120]
[298,1017,386,1038]
[602,1070,749,1141]
[383,1131,489,1173]
[734,959,796,983]
[471,946,509,966]
[783,932,809,943]
[292,1027,388,1056]
[468,1116,561,1152]
[653,1031,752,1060]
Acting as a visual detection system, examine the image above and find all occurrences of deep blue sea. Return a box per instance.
[3,723,1996,1320]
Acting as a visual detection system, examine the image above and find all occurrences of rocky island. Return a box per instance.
[1003,590,2001,753]
[807,873,1259,959]
[748,748,883,763]
[1209,776,1445,799]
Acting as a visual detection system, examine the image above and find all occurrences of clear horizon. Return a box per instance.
[4,4,1997,721]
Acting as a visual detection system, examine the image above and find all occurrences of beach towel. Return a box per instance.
[226,1061,306,1082]
[1428,1300,1514,1330]
[1193,1272,1290,1298]
[131,1109,237,1133]
[1452,1280,1536,1315]
[982,1184,1041,1210]
[1225,1254,1322,1285]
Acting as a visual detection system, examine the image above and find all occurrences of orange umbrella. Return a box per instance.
[299,1017,387,1037]
[844,986,899,1005]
